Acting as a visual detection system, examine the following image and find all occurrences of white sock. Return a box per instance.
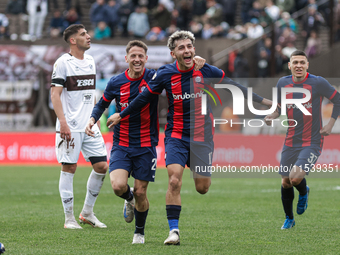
[59,171,74,220]
[82,170,106,215]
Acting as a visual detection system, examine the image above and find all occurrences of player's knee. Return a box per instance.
[111,181,126,195]
[290,178,302,186]
[168,176,182,191]
[195,182,211,194]
[94,162,108,174]
[133,188,146,200]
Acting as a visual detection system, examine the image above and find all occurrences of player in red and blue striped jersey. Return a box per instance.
[107,31,272,245]
[265,50,340,230]
[86,40,206,244]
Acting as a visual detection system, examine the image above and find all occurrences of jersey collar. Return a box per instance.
[292,72,309,84]
[125,68,145,81]
[176,61,195,73]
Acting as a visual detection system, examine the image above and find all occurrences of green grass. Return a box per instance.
[0,166,339,255]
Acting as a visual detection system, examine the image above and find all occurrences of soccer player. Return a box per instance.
[51,24,108,229]
[107,31,272,245]
[265,50,340,229]
[85,40,206,244]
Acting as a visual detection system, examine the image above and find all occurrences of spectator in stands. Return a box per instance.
[202,0,224,27]
[241,0,254,24]
[128,5,149,38]
[278,27,296,48]
[94,21,111,40]
[146,26,166,41]
[192,0,207,23]
[49,9,65,38]
[246,18,264,38]
[90,0,109,29]
[304,30,321,58]
[281,41,297,59]
[118,0,134,37]
[189,19,203,38]
[233,51,249,78]
[248,0,263,21]
[276,0,295,13]
[65,0,83,20]
[6,0,26,40]
[265,0,280,21]
[257,47,269,77]
[64,7,81,27]
[27,0,48,40]
[0,13,9,39]
[226,24,247,40]
[105,0,120,38]
[173,1,191,30]
[220,0,236,27]
[276,12,298,33]
[301,5,325,46]
[149,2,171,31]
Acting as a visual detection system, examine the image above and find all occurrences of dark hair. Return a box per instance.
[290,50,308,60]
[126,40,148,54]
[63,24,85,43]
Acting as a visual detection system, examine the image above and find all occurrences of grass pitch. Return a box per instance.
[0,166,339,254]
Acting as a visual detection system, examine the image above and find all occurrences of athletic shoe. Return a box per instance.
[132,233,145,244]
[164,229,180,245]
[64,219,83,229]
[297,186,310,215]
[123,187,135,223]
[79,213,107,228]
[281,216,295,229]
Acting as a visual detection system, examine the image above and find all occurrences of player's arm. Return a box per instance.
[107,89,158,128]
[51,86,71,141]
[193,56,206,70]
[318,77,340,136]
[86,96,112,137]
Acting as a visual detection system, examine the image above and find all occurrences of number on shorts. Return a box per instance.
[67,138,75,149]
[208,152,213,165]
[307,152,318,164]
[151,158,157,170]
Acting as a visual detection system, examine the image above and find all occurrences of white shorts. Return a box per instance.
[55,124,107,164]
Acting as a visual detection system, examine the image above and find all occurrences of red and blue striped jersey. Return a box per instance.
[101,68,159,147]
[277,73,340,148]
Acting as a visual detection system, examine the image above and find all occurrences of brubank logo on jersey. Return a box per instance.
[77,79,94,87]
[172,90,204,100]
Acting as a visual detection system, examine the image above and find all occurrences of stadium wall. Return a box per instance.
[1,133,340,167]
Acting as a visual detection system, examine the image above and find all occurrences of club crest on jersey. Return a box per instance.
[75,66,79,71]
[195,76,202,83]
[89,64,93,70]
[140,86,146,92]
[152,72,157,80]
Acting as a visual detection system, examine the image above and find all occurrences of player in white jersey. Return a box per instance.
[51,24,108,229]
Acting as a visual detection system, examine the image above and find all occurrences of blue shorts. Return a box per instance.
[109,145,157,182]
[279,145,321,176]
[164,137,214,177]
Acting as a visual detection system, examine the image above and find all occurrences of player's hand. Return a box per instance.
[261,98,273,108]
[107,113,122,129]
[85,118,96,137]
[320,119,335,136]
[59,121,71,141]
[264,115,274,126]
[193,56,206,70]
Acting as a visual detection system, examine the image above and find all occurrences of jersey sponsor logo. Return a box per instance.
[287,102,312,109]
[172,90,204,100]
[77,79,94,87]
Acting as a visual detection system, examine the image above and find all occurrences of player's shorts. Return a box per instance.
[279,145,321,176]
[55,124,107,164]
[164,137,214,177]
[109,145,157,182]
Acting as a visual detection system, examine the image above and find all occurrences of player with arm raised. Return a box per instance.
[265,50,340,229]
[85,40,206,244]
[108,31,272,245]
[51,24,108,229]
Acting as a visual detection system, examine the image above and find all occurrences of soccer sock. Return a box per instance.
[119,184,133,201]
[59,171,74,219]
[281,186,294,219]
[166,205,181,231]
[293,178,307,196]
[134,208,149,235]
[82,170,106,215]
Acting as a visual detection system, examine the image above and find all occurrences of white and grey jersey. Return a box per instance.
[51,53,96,132]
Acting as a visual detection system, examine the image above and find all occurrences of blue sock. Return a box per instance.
[134,208,148,235]
[281,186,294,219]
[166,205,181,231]
[294,178,307,196]
[118,184,133,201]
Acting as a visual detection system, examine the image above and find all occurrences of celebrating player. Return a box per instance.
[85,40,206,244]
[107,31,272,245]
[51,24,108,229]
[265,50,340,229]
